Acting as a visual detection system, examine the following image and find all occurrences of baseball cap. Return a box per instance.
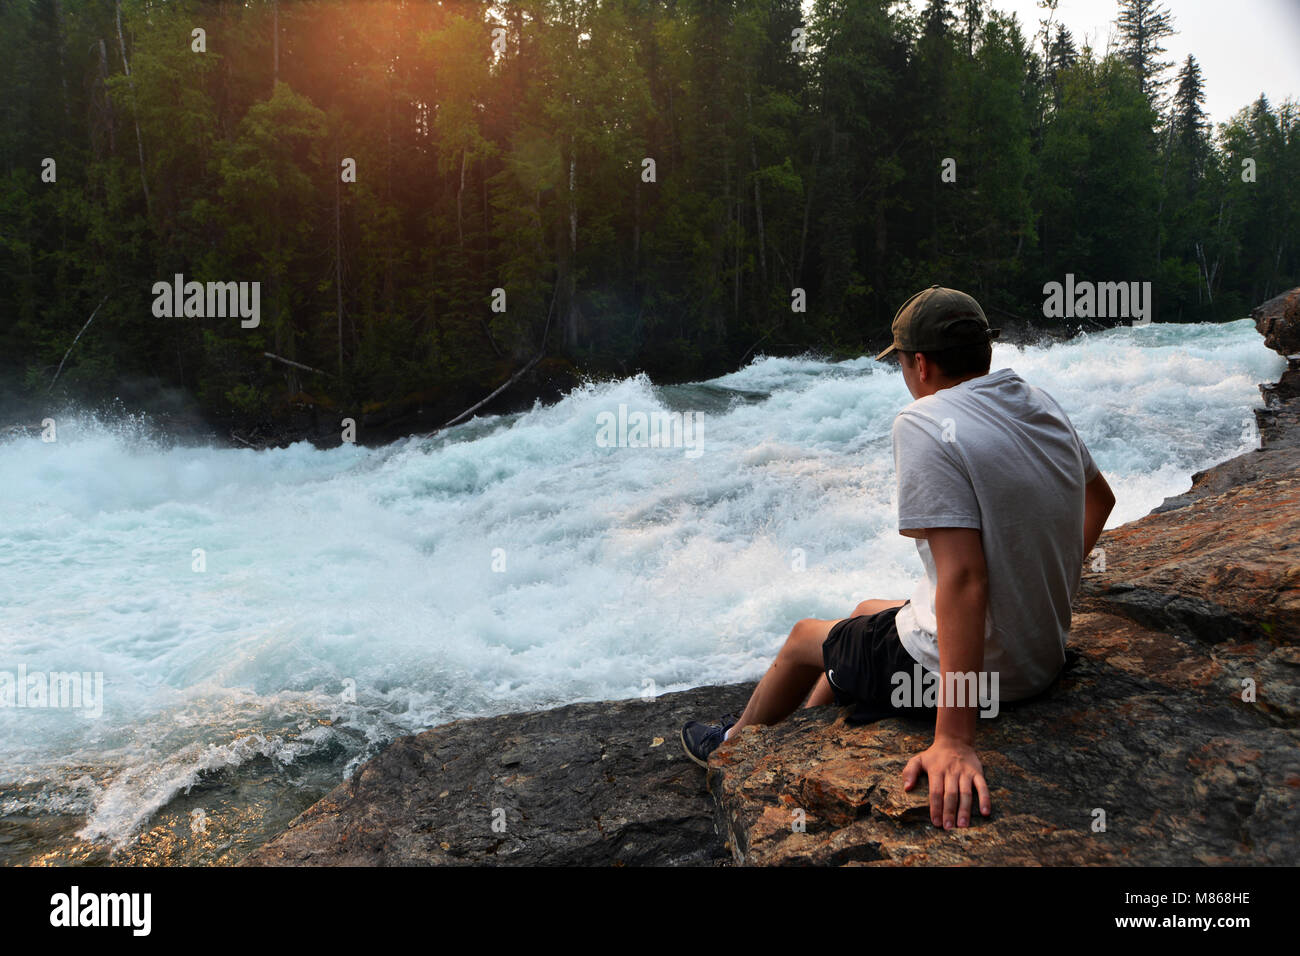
[874,285,1000,362]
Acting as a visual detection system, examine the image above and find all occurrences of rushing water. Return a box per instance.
[0,319,1284,864]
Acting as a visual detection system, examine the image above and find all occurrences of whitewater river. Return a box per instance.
[0,319,1284,863]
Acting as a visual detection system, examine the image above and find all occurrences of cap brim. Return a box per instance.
[876,328,998,362]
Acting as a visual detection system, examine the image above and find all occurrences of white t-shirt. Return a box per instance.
[891,366,1099,701]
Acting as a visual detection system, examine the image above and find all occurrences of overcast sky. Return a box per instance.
[803,1,1300,129]
[989,0,1300,126]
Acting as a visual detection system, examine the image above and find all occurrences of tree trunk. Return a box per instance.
[53,0,71,128]
[384,38,394,316]
[930,141,938,254]
[536,189,544,261]
[746,89,767,289]
[97,38,115,155]
[566,138,579,350]
[272,0,279,87]
[457,148,466,248]
[796,141,820,284]
[1194,242,1214,304]
[114,0,151,218]
[336,165,344,373]
[733,158,741,323]
[1155,109,1174,266]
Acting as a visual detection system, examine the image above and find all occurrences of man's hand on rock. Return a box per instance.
[902,735,991,829]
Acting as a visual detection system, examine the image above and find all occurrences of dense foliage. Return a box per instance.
[2,0,1296,431]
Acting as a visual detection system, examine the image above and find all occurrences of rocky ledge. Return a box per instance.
[246,294,1300,866]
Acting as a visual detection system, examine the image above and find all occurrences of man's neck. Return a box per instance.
[926,370,986,396]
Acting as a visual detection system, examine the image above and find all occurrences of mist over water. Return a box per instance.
[0,319,1283,858]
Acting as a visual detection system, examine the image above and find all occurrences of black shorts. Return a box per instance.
[822,601,937,725]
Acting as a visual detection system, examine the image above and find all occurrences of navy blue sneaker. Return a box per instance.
[680,713,739,768]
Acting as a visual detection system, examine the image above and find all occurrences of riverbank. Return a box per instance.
[244,292,1300,866]
[3,317,1082,453]
[224,317,1080,449]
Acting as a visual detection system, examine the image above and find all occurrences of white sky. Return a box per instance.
[801,1,1300,128]
[988,0,1300,125]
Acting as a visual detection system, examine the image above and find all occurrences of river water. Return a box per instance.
[0,319,1283,863]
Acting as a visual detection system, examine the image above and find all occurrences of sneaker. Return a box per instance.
[680,713,740,768]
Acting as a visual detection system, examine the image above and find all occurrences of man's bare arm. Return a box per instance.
[931,527,988,746]
[1083,471,1116,559]
[901,526,992,829]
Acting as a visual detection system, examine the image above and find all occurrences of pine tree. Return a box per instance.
[959,0,984,56]
[1046,24,1077,109]
[922,0,957,42]
[1115,0,1175,106]
[2,0,1296,428]
[1173,54,1209,180]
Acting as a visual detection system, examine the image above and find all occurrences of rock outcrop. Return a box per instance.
[1253,288,1300,358]
[246,684,753,866]
[712,579,1299,867]
[247,293,1300,866]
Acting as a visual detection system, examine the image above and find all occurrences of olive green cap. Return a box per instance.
[874,285,1000,361]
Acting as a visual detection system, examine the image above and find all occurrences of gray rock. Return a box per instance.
[245,685,753,866]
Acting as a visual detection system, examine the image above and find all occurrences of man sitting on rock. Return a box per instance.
[681,285,1115,830]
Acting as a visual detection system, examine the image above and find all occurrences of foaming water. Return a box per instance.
[0,320,1283,860]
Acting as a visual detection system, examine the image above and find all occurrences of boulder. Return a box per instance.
[1252,287,1300,357]
[246,684,752,866]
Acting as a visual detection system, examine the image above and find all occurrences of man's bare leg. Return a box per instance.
[850,597,908,617]
[802,672,837,708]
[801,598,908,709]
[727,598,911,738]
[729,617,840,736]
